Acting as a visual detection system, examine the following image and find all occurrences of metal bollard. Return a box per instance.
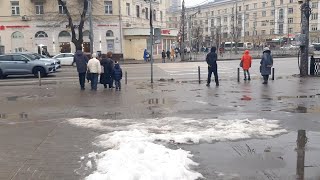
[198,66,201,84]
[125,71,127,85]
[38,71,41,86]
[272,68,275,80]
[237,68,240,82]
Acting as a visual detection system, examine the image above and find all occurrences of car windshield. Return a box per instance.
[33,54,42,59]
[23,54,36,61]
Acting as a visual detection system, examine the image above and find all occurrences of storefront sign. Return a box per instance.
[161,30,171,35]
[5,25,30,28]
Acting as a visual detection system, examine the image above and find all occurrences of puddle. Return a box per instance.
[7,96,20,101]
[277,95,320,100]
[146,98,166,105]
[0,113,28,120]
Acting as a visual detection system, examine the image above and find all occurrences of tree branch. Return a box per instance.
[57,0,76,43]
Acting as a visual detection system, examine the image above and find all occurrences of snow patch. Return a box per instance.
[68,117,287,180]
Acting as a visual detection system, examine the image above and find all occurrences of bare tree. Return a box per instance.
[192,26,203,52]
[57,0,88,50]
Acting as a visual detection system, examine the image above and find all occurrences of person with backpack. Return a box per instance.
[260,47,273,84]
[206,47,219,87]
[112,61,123,91]
[73,49,89,90]
[240,50,252,81]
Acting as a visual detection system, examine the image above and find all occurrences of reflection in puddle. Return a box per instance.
[147,98,166,105]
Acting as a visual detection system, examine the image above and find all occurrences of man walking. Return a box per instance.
[162,50,166,63]
[73,49,89,90]
[87,53,101,91]
[206,47,219,87]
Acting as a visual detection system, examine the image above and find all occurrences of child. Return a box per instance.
[112,61,123,91]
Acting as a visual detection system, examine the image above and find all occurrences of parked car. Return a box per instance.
[280,44,299,50]
[20,52,61,70]
[53,53,74,66]
[0,53,56,78]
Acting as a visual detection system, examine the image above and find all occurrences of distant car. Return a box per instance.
[53,53,74,66]
[20,52,61,70]
[280,44,299,50]
[0,53,56,78]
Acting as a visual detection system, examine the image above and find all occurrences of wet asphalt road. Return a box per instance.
[0,58,319,179]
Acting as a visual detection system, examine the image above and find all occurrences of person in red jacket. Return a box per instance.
[240,50,252,81]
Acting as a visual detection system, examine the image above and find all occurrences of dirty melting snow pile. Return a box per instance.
[68,117,287,180]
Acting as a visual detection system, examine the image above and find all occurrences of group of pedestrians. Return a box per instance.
[73,49,123,91]
[206,47,274,86]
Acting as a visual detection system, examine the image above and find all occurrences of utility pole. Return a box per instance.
[300,0,311,76]
[180,0,186,61]
[149,0,154,83]
[88,0,94,54]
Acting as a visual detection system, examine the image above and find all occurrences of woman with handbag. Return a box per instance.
[240,50,252,81]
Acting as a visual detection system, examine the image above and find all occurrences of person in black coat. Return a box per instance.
[206,47,219,87]
[100,52,114,88]
[162,50,166,63]
[112,62,123,91]
[166,50,171,61]
[73,49,89,90]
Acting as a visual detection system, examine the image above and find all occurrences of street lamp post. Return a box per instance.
[145,0,154,83]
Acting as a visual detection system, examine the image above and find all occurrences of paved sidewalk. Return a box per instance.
[0,76,319,179]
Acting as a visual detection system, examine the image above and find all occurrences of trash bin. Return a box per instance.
[310,56,320,76]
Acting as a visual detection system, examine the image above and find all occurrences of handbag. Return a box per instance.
[86,70,92,81]
[240,61,243,67]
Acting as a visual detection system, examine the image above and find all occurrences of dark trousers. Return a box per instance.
[115,80,121,90]
[162,58,166,63]
[263,75,269,83]
[109,78,114,88]
[91,73,98,90]
[78,72,86,89]
[207,66,219,85]
[244,70,251,79]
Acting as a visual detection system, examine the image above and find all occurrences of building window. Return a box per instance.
[238,6,241,11]
[106,30,114,37]
[35,2,44,15]
[218,10,220,14]
[35,31,48,38]
[262,11,266,17]
[289,0,293,3]
[211,11,214,16]
[224,9,228,13]
[261,21,267,26]
[153,10,156,21]
[58,1,67,14]
[211,19,214,26]
[245,5,249,10]
[136,5,140,18]
[279,24,284,34]
[270,29,274,35]
[145,8,149,19]
[312,2,318,8]
[200,20,203,25]
[311,13,318,20]
[288,28,293,33]
[288,18,293,24]
[262,2,266,8]
[11,1,20,15]
[254,3,257,8]
[224,16,227,22]
[311,24,318,31]
[270,20,274,25]
[12,31,24,39]
[288,8,293,14]
[261,30,266,35]
[58,31,71,37]
[245,31,250,36]
[126,3,130,16]
[271,10,275,16]
[271,0,275,6]
[160,11,163,22]
[253,12,257,18]
[104,1,113,14]
[279,9,284,19]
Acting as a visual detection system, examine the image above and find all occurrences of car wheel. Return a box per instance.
[33,67,47,78]
[0,69,4,79]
